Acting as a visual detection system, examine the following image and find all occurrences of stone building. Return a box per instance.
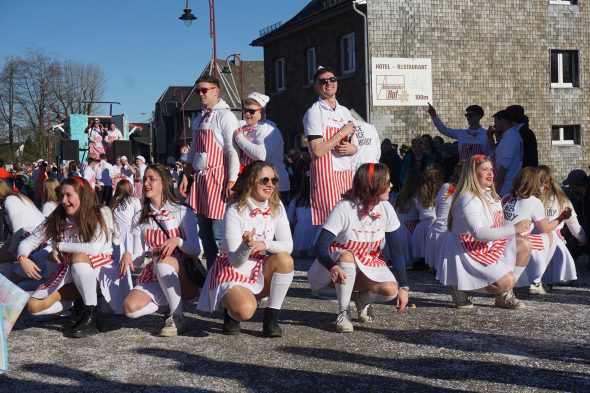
[252,0,588,180]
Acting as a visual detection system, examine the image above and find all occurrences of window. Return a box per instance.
[306,47,316,85]
[275,58,285,92]
[551,125,581,145]
[551,50,579,87]
[341,33,355,74]
[549,0,577,5]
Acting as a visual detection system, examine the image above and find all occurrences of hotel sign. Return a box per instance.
[372,57,432,106]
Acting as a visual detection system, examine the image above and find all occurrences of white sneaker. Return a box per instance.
[159,313,186,337]
[353,292,375,323]
[495,290,525,310]
[336,310,354,333]
[528,282,549,295]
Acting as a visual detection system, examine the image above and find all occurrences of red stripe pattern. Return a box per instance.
[136,227,181,284]
[208,253,267,290]
[188,127,227,220]
[459,210,507,266]
[527,234,545,250]
[329,238,387,268]
[238,126,255,168]
[459,143,484,161]
[404,219,420,234]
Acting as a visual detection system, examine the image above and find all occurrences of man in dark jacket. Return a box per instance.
[506,105,538,168]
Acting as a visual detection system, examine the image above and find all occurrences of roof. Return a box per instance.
[251,0,362,46]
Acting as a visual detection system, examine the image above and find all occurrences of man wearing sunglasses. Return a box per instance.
[303,66,357,225]
[180,75,240,269]
[427,103,489,161]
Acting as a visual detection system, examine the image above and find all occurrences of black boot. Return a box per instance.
[69,297,85,329]
[222,309,241,336]
[262,307,282,338]
[70,305,100,338]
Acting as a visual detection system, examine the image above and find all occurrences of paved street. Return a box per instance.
[2,257,590,392]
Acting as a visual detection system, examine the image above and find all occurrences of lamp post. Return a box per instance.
[222,53,243,102]
[173,87,189,156]
[179,0,217,78]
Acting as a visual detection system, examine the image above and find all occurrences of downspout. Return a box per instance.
[352,0,369,122]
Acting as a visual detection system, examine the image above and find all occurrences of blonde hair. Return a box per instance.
[510,167,540,199]
[41,178,60,205]
[447,155,498,230]
[0,179,35,207]
[537,165,572,212]
[228,161,281,216]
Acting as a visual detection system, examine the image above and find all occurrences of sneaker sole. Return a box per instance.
[159,327,179,337]
[455,304,474,310]
[336,326,354,333]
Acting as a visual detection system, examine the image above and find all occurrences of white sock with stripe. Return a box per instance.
[267,272,294,310]
[336,262,357,312]
[126,302,159,319]
[71,262,97,306]
[156,263,182,316]
[359,290,395,305]
[513,265,526,282]
[30,300,74,316]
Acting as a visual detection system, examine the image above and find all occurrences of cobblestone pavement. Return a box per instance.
[2,257,589,392]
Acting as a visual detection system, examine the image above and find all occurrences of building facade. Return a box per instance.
[253,0,588,180]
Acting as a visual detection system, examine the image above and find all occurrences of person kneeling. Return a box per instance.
[308,163,409,333]
[197,161,294,337]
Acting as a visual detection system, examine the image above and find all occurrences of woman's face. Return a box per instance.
[476,161,494,189]
[378,175,392,202]
[60,184,81,217]
[143,168,163,202]
[243,104,263,127]
[251,166,277,203]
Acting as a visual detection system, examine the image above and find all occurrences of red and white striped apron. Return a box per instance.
[460,210,507,266]
[188,127,227,220]
[208,252,267,291]
[238,126,255,173]
[329,238,388,268]
[310,125,353,225]
[136,226,181,284]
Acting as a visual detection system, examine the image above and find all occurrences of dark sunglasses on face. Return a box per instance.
[316,76,338,86]
[258,177,279,186]
[242,108,261,115]
[197,87,216,95]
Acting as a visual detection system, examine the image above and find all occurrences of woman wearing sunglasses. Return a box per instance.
[308,163,409,333]
[198,160,294,337]
[233,92,290,205]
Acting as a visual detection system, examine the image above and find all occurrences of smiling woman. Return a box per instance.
[197,160,294,337]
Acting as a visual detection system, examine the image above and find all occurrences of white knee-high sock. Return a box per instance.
[126,302,158,319]
[71,263,97,306]
[156,263,182,316]
[336,263,357,312]
[30,300,74,316]
[359,290,395,305]
[267,272,294,310]
[513,265,526,282]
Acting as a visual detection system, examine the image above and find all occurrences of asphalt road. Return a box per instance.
[2,257,589,392]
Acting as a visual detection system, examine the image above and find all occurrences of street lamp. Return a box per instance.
[173,87,189,156]
[221,53,244,103]
[179,0,217,78]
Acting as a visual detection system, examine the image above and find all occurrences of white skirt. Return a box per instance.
[413,218,435,260]
[197,254,266,313]
[398,220,418,266]
[542,236,578,284]
[307,250,396,292]
[516,233,554,287]
[438,233,517,291]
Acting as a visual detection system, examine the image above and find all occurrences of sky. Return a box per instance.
[0,0,309,123]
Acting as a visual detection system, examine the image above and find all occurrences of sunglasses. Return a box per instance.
[242,108,261,115]
[258,177,279,186]
[316,76,337,86]
[197,87,216,95]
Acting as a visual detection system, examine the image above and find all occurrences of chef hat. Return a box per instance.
[246,92,270,108]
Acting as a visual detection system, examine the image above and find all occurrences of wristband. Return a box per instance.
[399,286,410,292]
[17,255,27,264]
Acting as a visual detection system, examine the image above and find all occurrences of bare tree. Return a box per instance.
[51,60,106,118]
[0,57,24,157]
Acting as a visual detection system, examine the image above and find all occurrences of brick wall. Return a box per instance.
[368,0,590,181]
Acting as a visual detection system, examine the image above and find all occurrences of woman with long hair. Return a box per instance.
[286,169,318,258]
[41,178,60,217]
[438,155,533,309]
[198,160,294,337]
[308,163,408,333]
[427,162,463,271]
[394,166,421,267]
[537,165,586,287]
[120,164,200,337]
[18,176,116,337]
[412,164,443,270]
[503,167,571,293]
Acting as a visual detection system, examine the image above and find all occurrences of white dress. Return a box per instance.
[502,195,553,287]
[438,190,517,291]
[129,203,201,306]
[197,199,293,312]
[287,197,319,258]
[307,199,400,292]
[412,198,436,260]
[427,183,454,269]
[394,199,419,266]
[111,196,142,292]
[540,197,585,284]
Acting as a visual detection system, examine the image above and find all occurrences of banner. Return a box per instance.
[0,274,31,373]
[372,57,432,106]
